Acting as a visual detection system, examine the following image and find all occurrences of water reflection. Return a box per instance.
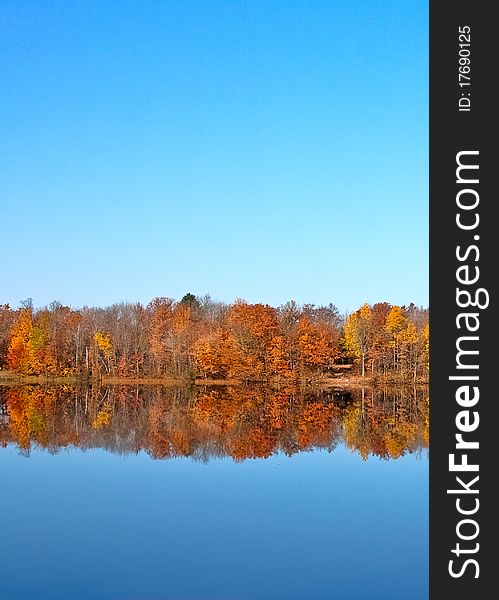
[0,385,428,460]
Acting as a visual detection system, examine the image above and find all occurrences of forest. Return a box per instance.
[0,294,429,383]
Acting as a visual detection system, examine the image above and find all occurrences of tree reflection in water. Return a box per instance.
[0,385,428,461]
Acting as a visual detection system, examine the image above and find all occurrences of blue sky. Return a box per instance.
[1,0,428,312]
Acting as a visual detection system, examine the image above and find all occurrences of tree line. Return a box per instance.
[0,385,428,461]
[0,294,428,382]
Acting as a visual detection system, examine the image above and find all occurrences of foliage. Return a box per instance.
[0,297,428,381]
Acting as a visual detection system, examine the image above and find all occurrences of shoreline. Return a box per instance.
[0,371,428,389]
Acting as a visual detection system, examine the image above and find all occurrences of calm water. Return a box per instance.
[0,385,428,600]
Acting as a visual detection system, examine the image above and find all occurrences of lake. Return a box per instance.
[0,385,428,600]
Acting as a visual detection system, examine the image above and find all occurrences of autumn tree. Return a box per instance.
[0,304,15,367]
[225,301,279,380]
[297,316,338,376]
[147,297,175,376]
[343,304,372,376]
[368,302,391,374]
[6,307,34,374]
[94,331,112,375]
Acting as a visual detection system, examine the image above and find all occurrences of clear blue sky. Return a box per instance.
[1,0,428,312]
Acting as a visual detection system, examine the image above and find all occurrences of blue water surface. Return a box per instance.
[0,444,427,600]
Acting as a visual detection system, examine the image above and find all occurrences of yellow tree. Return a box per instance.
[368,302,391,375]
[30,310,56,374]
[94,332,112,374]
[343,304,372,376]
[385,306,408,372]
[422,323,429,375]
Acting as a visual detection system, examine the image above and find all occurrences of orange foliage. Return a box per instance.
[0,296,428,381]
